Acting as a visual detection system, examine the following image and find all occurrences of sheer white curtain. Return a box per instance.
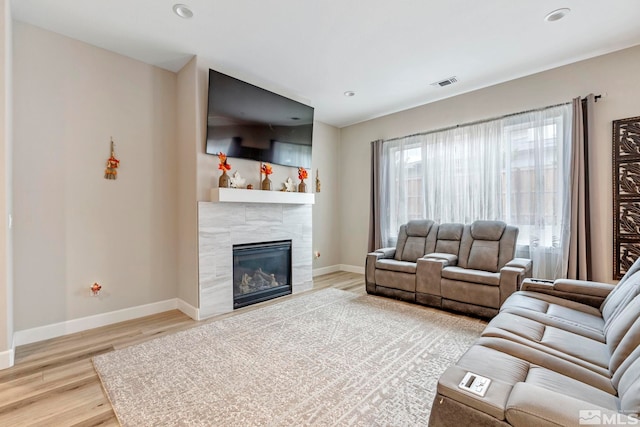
[380,104,573,279]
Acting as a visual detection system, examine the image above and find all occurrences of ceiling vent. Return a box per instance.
[431,77,458,87]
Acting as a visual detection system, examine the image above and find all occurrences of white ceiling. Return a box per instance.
[11,0,640,128]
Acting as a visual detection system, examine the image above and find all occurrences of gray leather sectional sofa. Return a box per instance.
[429,259,640,426]
[366,220,532,317]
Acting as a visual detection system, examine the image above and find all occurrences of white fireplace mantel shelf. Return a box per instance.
[210,187,315,205]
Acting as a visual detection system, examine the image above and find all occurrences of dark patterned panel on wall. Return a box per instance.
[614,116,640,279]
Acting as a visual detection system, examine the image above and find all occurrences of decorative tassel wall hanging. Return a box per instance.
[104,137,120,180]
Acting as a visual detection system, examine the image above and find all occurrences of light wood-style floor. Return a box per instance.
[0,272,365,426]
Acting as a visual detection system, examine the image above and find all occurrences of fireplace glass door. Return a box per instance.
[233,240,292,309]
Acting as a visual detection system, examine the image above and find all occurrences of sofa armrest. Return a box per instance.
[520,279,554,293]
[505,258,532,275]
[365,249,396,293]
[436,365,512,421]
[499,267,525,305]
[552,279,615,297]
[373,247,396,259]
[424,252,458,266]
[521,278,615,308]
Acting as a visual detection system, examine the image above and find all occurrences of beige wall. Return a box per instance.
[340,44,640,283]
[13,23,179,330]
[176,57,199,307]
[311,121,341,270]
[0,0,13,362]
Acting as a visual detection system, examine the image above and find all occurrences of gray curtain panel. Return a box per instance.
[567,94,594,280]
[369,139,384,252]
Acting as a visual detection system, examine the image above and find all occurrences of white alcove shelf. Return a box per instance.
[210,188,315,205]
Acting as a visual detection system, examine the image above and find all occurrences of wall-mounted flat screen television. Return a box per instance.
[205,69,314,169]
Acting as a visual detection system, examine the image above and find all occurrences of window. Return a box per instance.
[380,104,572,278]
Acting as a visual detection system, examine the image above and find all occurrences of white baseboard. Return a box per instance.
[313,265,341,276]
[0,347,14,370]
[339,264,365,275]
[11,265,365,348]
[313,264,365,276]
[14,299,181,347]
[177,298,200,321]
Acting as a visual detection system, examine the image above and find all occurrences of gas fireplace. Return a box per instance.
[233,240,292,309]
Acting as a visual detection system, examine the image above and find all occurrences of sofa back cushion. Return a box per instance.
[605,295,640,375]
[599,255,640,319]
[434,223,464,255]
[602,271,640,332]
[458,221,518,273]
[617,349,640,415]
[394,220,438,262]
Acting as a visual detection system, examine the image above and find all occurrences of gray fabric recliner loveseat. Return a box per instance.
[366,220,532,317]
[429,258,640,426]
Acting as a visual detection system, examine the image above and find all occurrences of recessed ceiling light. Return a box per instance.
[344,91,355,97]
[544,8,570,22]
[173,4,193,19]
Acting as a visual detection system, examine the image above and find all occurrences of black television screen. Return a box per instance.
[205,69,314,169]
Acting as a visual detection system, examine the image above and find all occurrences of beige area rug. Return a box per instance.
[93,288,486,426]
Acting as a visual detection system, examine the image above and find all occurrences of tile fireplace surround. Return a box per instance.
[198,201,313,318]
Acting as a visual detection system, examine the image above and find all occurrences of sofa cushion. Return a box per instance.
[602,272,640,334]
[484,312,610,371]
[406,219,433,236]
[477,336,616,393]
[523,366,619,410]
[467,240,500,272]
[375,259,417,274]
[458,221,517,273]
[434,223,464,255]
[394,220,437,262]
[401,236,429,262]
[442,266,500,286]
[505,375,621,427]
[606,296,640,375]
[470,220,506,241]
[437,223,464,240]
[613,345,640,392]
[441,279,500,308]
[500,291,605,341]
[618,353,640,414]
[374,269,415,292]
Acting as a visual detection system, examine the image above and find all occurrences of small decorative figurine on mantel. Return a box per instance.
[104,138,120,180]
[316,169,321,193]
[229,171,246,189]
[283,177,295,192]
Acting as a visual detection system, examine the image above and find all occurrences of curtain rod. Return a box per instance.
[383,95,600,143]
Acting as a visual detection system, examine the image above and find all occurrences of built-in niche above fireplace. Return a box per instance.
[233,240,292,309]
